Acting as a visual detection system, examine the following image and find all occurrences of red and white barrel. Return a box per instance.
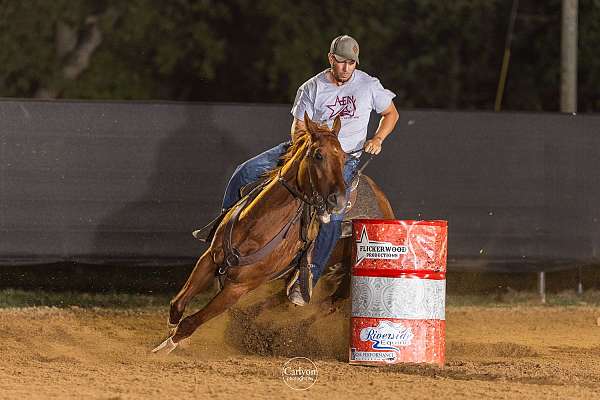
[349,219,448,367]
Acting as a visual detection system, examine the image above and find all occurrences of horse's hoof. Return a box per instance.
[152,336,178,355]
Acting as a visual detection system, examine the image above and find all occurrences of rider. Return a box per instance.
[194,35,399,306]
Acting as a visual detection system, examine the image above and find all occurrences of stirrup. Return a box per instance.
[286,264,313,305]
[192,209,227,243]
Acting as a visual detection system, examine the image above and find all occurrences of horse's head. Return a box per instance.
[299,112,347,223]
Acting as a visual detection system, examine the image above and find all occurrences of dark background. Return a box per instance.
[1,1,599,293]
[2,100,599,276]
[2,0,599,111]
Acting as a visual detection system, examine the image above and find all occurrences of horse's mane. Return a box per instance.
[264,124,337,181]
[263,130,311,181]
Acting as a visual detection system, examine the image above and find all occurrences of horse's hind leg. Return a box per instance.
[169,250,216,328]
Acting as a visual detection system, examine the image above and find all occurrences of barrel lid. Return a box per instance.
[352,219,447,227]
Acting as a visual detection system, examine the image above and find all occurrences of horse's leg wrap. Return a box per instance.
[168,304,183,328]
[167,319,178,330]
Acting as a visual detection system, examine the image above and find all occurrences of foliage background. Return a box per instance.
[1,0,598,111]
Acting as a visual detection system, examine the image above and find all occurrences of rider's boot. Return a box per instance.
[286,263,314,306]
[192,209,228,243]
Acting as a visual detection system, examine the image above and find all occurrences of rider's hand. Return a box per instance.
[364,137,383,155]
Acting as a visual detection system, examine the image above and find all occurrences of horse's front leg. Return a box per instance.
[153,280,252,354]
[168,250,216,329]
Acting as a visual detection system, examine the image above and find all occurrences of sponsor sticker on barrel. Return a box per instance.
[355,226,408,264]
[350,219,447,366]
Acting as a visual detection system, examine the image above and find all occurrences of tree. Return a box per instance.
[0,0,598,112]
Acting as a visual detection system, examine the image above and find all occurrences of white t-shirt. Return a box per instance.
[291,69,396,154]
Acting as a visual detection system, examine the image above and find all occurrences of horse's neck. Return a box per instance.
[279,141,307,191]
[240,142,307,220]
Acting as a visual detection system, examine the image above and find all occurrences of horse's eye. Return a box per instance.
[314,149,323,160]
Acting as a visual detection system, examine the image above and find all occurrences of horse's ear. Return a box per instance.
[332,115,342,137]
[304,111,320,140]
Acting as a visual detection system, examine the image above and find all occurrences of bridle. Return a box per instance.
[278,143,375,214]
[214,140,375,282]
[278,146,328,215]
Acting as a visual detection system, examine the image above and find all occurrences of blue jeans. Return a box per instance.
[310,156,359,285]
[222,142,360,286]
[222,141,291,210]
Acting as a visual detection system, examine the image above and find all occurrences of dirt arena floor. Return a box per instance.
[2,283,600,399]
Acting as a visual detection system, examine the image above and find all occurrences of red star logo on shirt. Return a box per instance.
[326,95,357,119]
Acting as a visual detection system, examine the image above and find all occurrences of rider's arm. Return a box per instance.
[364,102,399,155]
[290,118,306,143]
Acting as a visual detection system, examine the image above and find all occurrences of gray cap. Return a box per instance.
[330,35,359,64]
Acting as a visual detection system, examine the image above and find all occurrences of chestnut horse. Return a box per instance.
[153,113,349,354]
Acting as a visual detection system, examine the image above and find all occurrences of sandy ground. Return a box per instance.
[1,284,600,399]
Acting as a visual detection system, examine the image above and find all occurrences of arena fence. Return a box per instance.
[1,99,599,289]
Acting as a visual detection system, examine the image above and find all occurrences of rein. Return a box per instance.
[279,145,376,209]
[346,147,375,179]
[215,140,377,284]
[216,142,322,281]
[278,146,327,214]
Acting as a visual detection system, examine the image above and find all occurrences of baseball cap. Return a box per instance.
[330,35,359,64]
